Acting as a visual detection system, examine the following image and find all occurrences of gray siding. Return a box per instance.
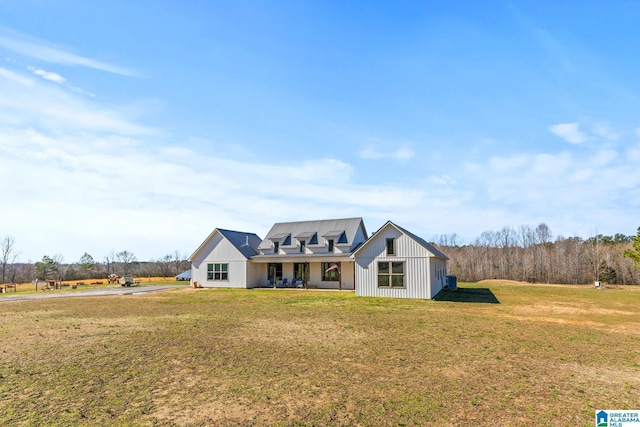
[354,223,446,299]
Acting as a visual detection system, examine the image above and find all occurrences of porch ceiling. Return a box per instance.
[250,254,353,263]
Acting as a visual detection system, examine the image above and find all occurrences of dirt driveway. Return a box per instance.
[0,285,183,303]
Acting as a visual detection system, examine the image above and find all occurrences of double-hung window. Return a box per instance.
[377,261,404,288]
[207,263,228,281]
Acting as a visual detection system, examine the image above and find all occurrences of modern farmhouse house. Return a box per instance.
[189,217,449,299]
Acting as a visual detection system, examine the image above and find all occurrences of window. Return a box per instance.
[274,242,279,253]
[268,263,282,282]
[386,238,395,255]
[207,263,228,281]
[328,239,334,252]
[321,262,340,281]
[294,263,309,281]
[377,261,404,288]
[300,240,306,253]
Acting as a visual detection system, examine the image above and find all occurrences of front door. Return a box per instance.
[268,263,282,284]
[293,263,309,286]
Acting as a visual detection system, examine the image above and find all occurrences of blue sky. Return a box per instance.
[1,1,639,262]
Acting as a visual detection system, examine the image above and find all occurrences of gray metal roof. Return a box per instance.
[294,231,316,239]
[218,229,262,259]
[257,217,367,252]
[176,270,191,279]
[269,233,290,240]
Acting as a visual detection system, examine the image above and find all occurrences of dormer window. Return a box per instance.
[300,240,306,253]
[328,239,334,252]
[386,238,395,256]
[274,242,279,253]
[323,230,347,246]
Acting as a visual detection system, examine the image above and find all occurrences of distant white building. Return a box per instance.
[189,217,448,299]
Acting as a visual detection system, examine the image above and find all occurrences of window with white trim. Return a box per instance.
[207,263,228,281]
[377,261,404,288]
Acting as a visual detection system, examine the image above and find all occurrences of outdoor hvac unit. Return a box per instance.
[446,275,458,291]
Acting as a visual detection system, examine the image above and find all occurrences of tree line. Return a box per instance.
[0,237,189,284]
[433,224,640,285]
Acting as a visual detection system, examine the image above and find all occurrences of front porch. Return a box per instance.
[250,256,355,290]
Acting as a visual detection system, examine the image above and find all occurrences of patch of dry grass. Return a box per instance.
[0,283,639,426]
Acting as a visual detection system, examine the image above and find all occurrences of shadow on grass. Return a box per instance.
[434,288,500,304]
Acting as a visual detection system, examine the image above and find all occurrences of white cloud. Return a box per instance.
[359,145,414,161]
[0,71,157,135]
[591,122,619,141]
[471,147,640,238]
[0,66,33,86]
[429,175,456,185]
[28,66,65,82]
[0,29,135,76]
[71,86,96,97]
[359,146,384,159]
[392,147,415,160]
[0,72,426,260]
[488,153,528,173]
[0,127,426,261]
[548,122,586,144]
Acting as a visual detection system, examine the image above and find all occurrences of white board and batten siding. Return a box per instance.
[191,231,250,288]
[354,222,448,299]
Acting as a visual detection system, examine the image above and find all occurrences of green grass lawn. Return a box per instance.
[0,282,638,426]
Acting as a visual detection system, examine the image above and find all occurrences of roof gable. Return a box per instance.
[353,221,449,259]
[189,228,262,261]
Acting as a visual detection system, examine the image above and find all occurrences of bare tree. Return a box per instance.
[116,250,138,276]
[0,235,18,284]
[19,261,36,284]
[158,254,173,278]
[433,233,461,248]
[52,254,65,283]
[103,250,116,276]
[173,250,187,275]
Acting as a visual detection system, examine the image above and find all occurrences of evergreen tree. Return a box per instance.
[624,227,640,268]
[35,255,57,280]
[79,252,95,279]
